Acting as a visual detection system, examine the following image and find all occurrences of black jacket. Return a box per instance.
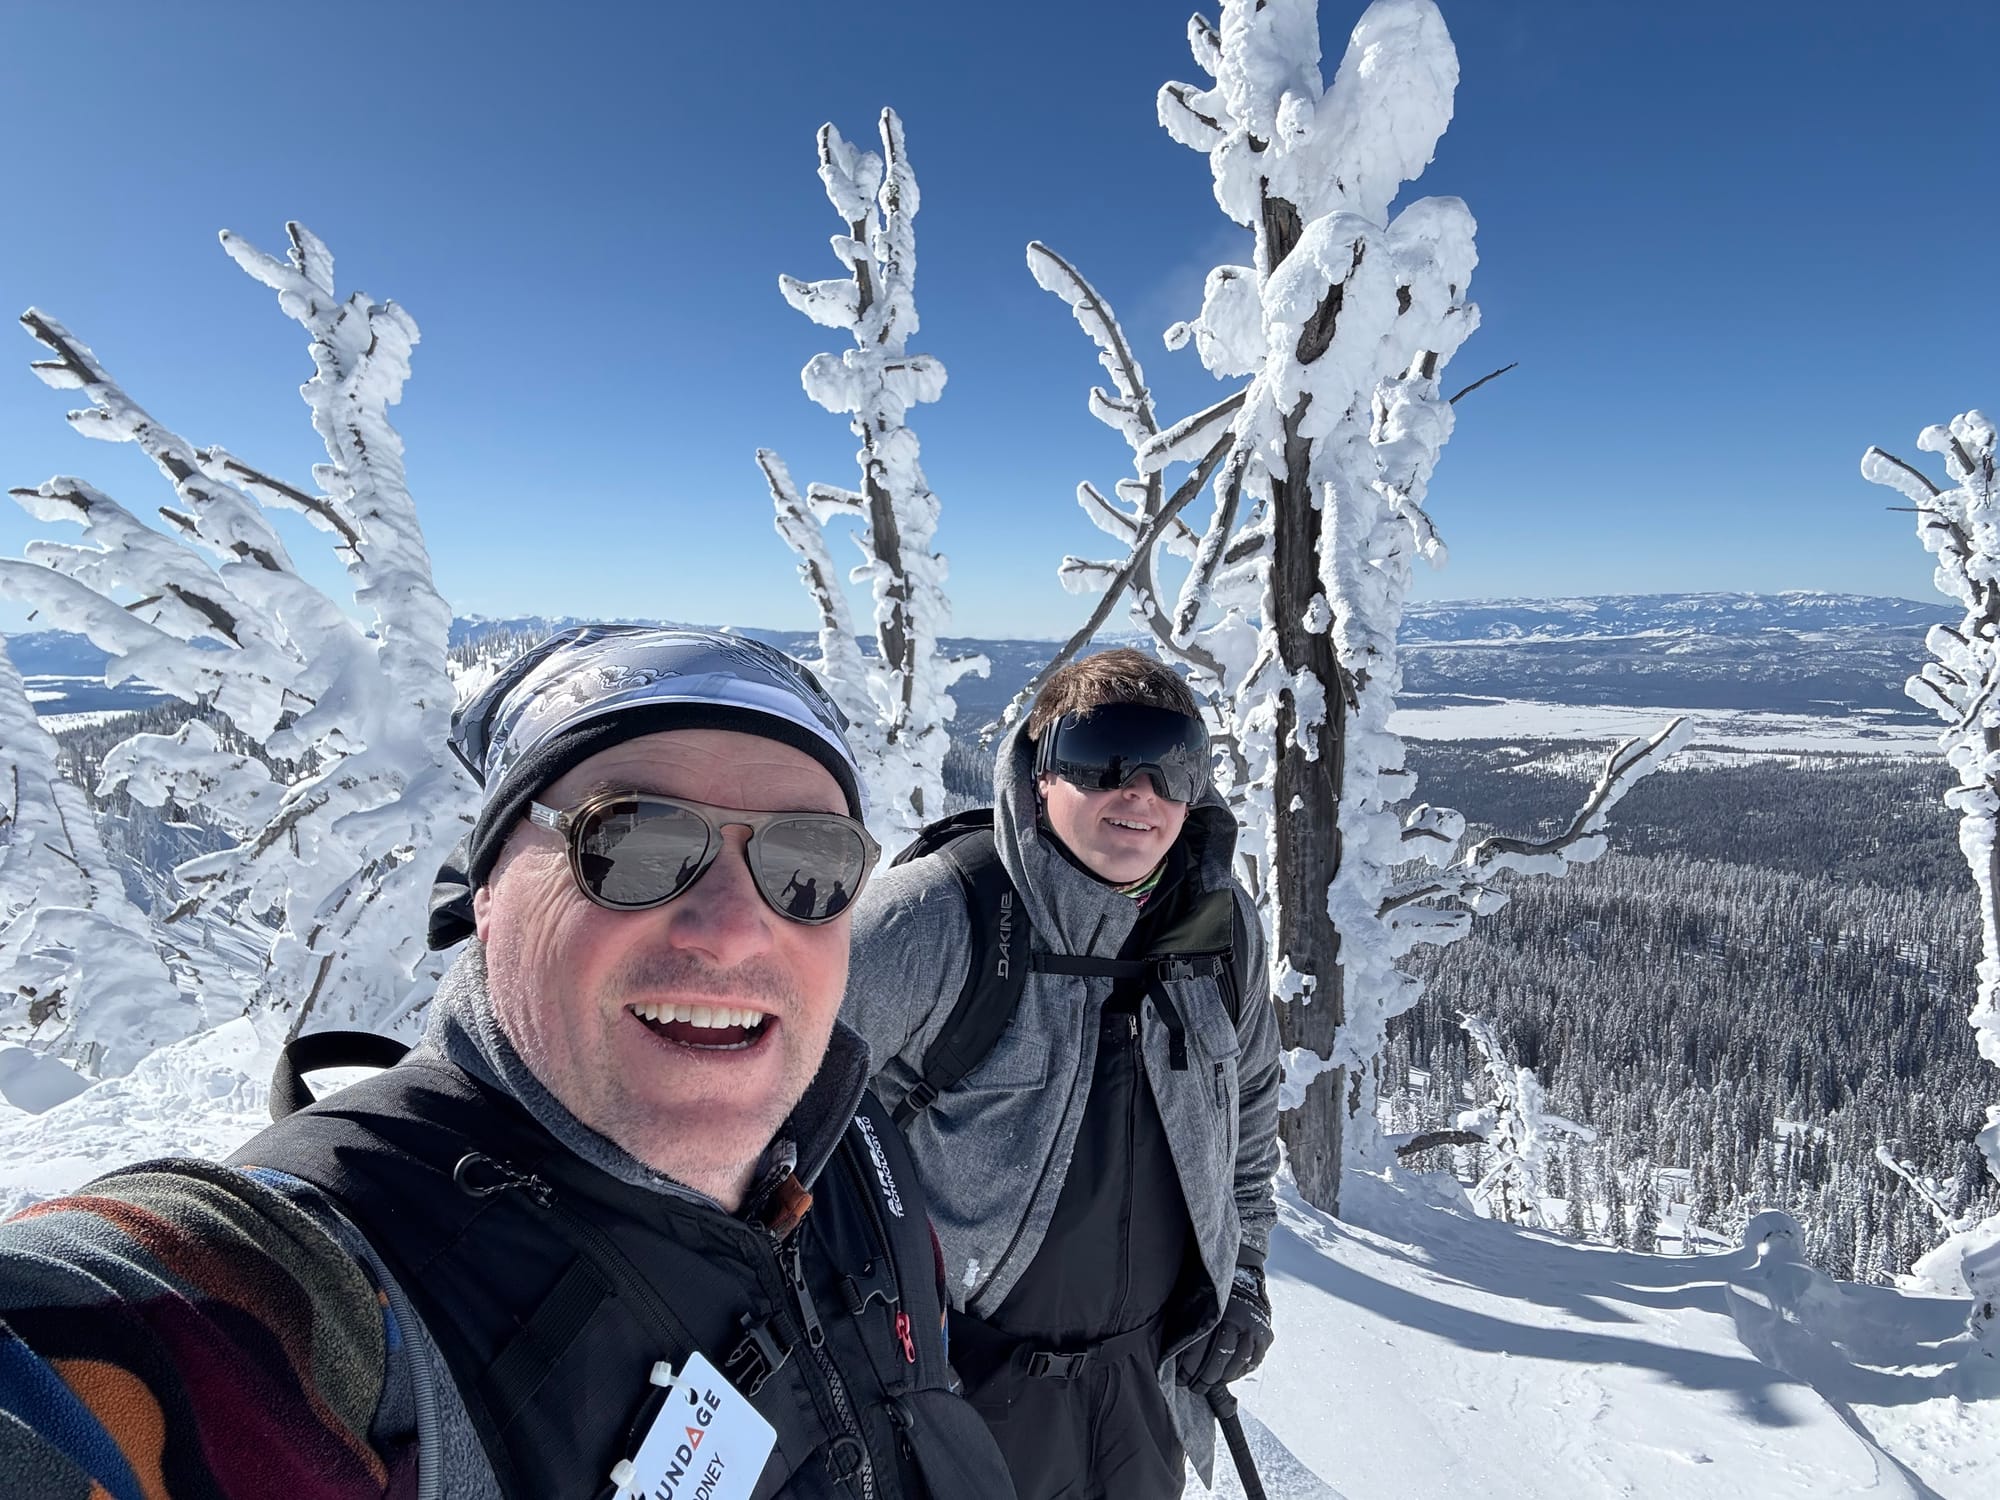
[234,1055,1012,1500]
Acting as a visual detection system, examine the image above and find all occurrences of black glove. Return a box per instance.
[1178,1264,1274,1394]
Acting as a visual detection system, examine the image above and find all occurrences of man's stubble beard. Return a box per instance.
[485,930,824,1190]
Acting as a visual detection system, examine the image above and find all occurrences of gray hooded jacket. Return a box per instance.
[842,721,1282,1477]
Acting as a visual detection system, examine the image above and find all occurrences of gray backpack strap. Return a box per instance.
[893,825,1032,1127]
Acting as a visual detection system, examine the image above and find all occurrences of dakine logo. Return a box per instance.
[996,890,1014,979]
[652,1386,725,1500]
[853,1113,905,1218]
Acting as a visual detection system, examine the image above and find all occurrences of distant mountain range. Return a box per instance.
[1394,592,1944,714]
[10,591,1949,723]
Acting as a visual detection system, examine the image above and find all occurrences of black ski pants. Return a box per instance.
[948,1311,1187,1500]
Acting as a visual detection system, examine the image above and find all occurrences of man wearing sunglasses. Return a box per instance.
[0,627,1012,1500]
[844,649,1281,1499]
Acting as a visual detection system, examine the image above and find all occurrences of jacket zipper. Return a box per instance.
[1114,1008,1140,1331]
[781,1234,876,1500]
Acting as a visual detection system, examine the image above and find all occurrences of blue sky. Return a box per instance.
[1,0,1993,639]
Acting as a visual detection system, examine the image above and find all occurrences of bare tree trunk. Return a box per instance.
[1271,441,1348,1209]
[1264,179,1350,1213]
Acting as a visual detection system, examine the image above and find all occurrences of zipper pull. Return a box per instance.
[1213,1060,1226,1108]
[783,1240,826,1349]
[1128,1013,1139,1043]
[452,1152,555,1208]
[894,1310,916,1365]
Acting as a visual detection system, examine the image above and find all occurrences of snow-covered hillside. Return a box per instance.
[0,1023,1988,1499]
[1198,1172,1996,1498]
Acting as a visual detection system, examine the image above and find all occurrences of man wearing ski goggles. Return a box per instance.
[844,647,1282,1500]
[1033,699,1212,887]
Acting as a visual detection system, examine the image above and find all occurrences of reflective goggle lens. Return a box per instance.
[1036,702,1211,803]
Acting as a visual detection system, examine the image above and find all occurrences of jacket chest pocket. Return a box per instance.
[1157,978,1241,1116]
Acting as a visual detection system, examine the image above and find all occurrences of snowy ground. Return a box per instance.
[1196,1174,1997,1499]
[1390,698,1937,756]
[0,1024,1991,1498]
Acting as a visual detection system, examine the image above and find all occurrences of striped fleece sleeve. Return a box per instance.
[0,1157,416,1499]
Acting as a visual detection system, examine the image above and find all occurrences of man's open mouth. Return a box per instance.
[1105,817,1154,832]
[629,1002,771,1051]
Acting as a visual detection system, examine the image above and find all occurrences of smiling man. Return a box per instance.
[844,649,1281,1499]
[0,627,1012,1500]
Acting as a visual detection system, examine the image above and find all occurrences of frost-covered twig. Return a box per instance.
[758,110,985,843]
[2,224,474,1039]
[1863,410,2000,1359]
[1874,1144,1968,1235]
[1378,718,1692,927]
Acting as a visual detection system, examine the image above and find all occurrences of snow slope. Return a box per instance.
[1199,1173,1996,1499]
[0,1021,1988,1499]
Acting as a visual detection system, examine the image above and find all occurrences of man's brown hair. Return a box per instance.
[1026,648,1200,740]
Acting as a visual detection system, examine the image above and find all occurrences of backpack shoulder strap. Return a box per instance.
[269,1029,413,1120]
[1223,891,1248,1026]
[891,807,996,868]
[893,826,1032,1127]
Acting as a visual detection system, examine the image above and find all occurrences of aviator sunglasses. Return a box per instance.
[528,791,882,924]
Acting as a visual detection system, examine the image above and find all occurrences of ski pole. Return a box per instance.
[1206,1385,1268,1500]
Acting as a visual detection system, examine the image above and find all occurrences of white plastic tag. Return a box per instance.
[607,1351,777,1500]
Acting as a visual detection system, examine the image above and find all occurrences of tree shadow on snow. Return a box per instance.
[1271,1176,1975,1459]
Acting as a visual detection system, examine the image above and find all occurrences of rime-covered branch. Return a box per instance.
[0,636,191,1074]
[759,110,985,843]
[1455,1013,1596,1228]
[1378,718,1692,930]
[4,224,475,1040]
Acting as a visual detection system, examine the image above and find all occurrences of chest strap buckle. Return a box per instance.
[724,1312,793,1396]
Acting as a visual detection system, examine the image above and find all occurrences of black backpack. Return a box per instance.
[888,808,1248,1127]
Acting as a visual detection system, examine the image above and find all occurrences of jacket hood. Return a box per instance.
[991,718,1242,958]
[422,941,869,1205]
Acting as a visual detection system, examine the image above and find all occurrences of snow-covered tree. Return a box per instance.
[758,110,985,844]
[0,636,192,1075]
[0,225,475,1039]
[1009,0,1686,1211]
[1564,1177,1591,1242]
[1862,408,2000,1365]
[1455,1013,1594,1228]
[1632,1168,1660,1254]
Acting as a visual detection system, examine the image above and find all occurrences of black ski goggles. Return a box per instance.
[1033,702,1211,804]
[527,791,881,924]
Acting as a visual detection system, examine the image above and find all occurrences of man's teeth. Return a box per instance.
[631,1002,768,1030]
[1107,818,1152,831]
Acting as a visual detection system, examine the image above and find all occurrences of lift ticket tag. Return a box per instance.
[608,1352,776,1500]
